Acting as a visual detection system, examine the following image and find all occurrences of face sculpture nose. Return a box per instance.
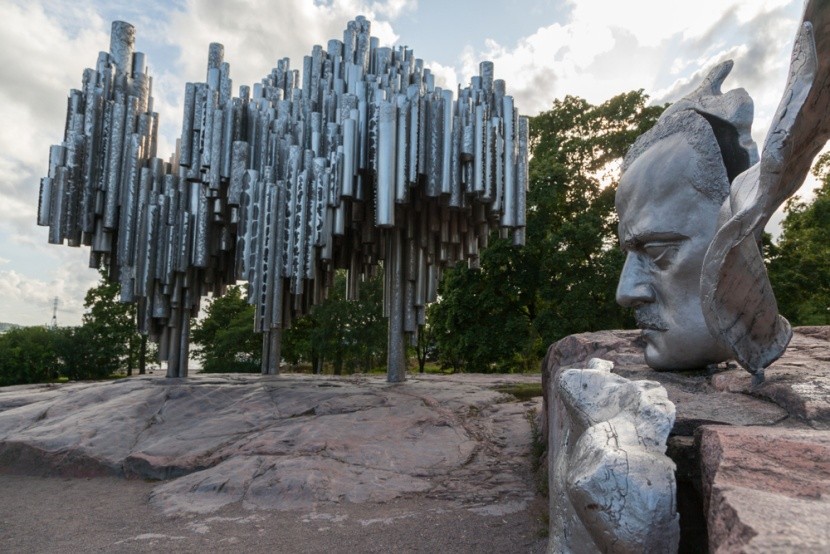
[616,251,656,308]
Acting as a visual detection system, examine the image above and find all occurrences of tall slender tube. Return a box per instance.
[387,227,406,383]
[376,100,396,227]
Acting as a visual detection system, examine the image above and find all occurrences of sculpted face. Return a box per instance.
[616,134,732,369]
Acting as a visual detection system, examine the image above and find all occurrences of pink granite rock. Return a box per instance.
[541,330,791,441]
[0,373,541,515]
[709,328,830,427]
[698,425,830,552]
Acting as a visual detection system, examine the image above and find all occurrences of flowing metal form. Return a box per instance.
[548,358,679,554]
[700,0,830,383]
[38,17,529,381]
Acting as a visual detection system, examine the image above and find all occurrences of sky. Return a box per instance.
[0,0,817,327]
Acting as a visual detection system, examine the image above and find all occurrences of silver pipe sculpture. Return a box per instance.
[38,17,529,382]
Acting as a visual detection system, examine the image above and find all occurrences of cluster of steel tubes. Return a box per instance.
[38,17,528,381]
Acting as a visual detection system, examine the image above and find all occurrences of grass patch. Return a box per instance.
[526,407,549,537]
[526,408,548,496]
[413,361,451,374]
[493,382,543,401]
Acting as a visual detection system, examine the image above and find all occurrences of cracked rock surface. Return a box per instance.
[0,372,546,552]
[698,425,830,552]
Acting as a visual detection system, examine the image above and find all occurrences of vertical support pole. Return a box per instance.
[165,324,178,378]
[261,332,270,374]
[271,327,282,375]
[165,308,190,378]
[261,328,282,375]
[387,226,406,383]
[178,309,190,377]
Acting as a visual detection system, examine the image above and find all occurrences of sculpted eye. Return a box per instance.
[643,243,680,269]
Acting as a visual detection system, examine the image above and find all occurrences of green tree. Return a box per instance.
[191,285,261,372]
[768,153,830,325]
[340,270,386,373]
[430,91,665,371]
[54,325,105,380]
[73,270,139,378]
[0,273,159,386]
[430,264,532,372]
[282,270,387,374]
[0,326,61,386]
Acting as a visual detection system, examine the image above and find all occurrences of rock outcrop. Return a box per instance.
[698,425,830,551]
[542,327,830,552]
[0,373,541,517]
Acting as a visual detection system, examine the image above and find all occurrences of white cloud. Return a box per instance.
[425,60,459,93]
[0,2,110,232]
[0,1,112,325]
[0,262,98,327]
[370,0,417,20]
[445,0,803,132]
[566,0,795,47]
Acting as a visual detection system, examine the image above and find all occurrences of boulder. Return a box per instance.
[697,425,830,552]
[541,330,794,441]
[0,373,541,515]
[709,328,830,427]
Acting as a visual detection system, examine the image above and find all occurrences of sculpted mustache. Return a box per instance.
[634,309,669,331]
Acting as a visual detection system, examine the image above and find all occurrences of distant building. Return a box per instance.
[0,322,22,334]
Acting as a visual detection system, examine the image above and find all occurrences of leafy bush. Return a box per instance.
[0,326,61,386]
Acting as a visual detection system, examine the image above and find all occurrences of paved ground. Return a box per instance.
[0,473,547,553]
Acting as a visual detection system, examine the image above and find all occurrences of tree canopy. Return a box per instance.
[768,153,830,325]
[0,270,151,386]
[283,270,387,374]
[70,269,142,378]
[187,271,387,375]
[191,285,261,372]
[0,326,61,386]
